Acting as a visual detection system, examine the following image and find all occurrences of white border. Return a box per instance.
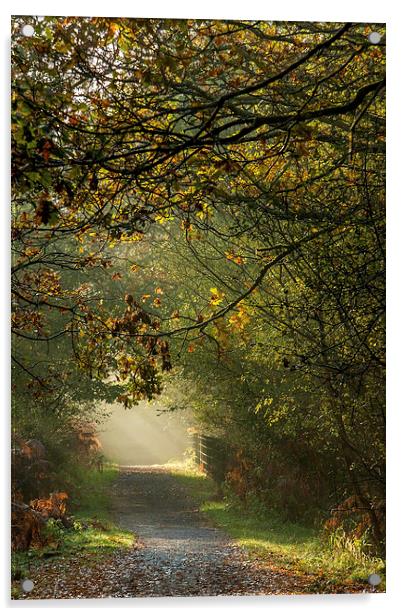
[2,1,400,614]
[0,0,394,21]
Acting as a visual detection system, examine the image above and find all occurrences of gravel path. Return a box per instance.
[107,466,313,596]
[18,466,367,599]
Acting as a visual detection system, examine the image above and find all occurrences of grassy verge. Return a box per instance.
[11,464,134,599]
[170,464,385,591]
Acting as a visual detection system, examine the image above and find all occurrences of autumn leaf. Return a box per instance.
[209,287,225,306]
[225,251,244,265]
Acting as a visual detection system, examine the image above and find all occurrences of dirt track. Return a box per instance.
[107,466,314,596]
[19,466,367,599]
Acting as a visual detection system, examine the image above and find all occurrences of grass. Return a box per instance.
[11,463,135,599]
[170,464,385,591]
[68,463,119,517]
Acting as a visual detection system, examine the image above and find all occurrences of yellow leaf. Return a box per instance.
[209,287,225,306]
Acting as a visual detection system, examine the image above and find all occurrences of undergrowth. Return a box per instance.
[11,464,134,599]
[170,463,385,591]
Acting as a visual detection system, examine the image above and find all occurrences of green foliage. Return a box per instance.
[172,465,385,589]
[11,15,385,565]
[11,465,134,598]
[67,465,119,516]
[39,517,66,547]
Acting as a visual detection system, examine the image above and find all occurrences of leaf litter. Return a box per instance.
[19,467,369,599]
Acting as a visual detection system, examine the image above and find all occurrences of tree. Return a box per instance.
[11,16,385,549]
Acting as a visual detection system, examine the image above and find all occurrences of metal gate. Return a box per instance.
[192,433,229,486]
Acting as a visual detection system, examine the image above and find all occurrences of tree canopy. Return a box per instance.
[11,16,385,551]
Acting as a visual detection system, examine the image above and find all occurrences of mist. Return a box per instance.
[98,401,192,466]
